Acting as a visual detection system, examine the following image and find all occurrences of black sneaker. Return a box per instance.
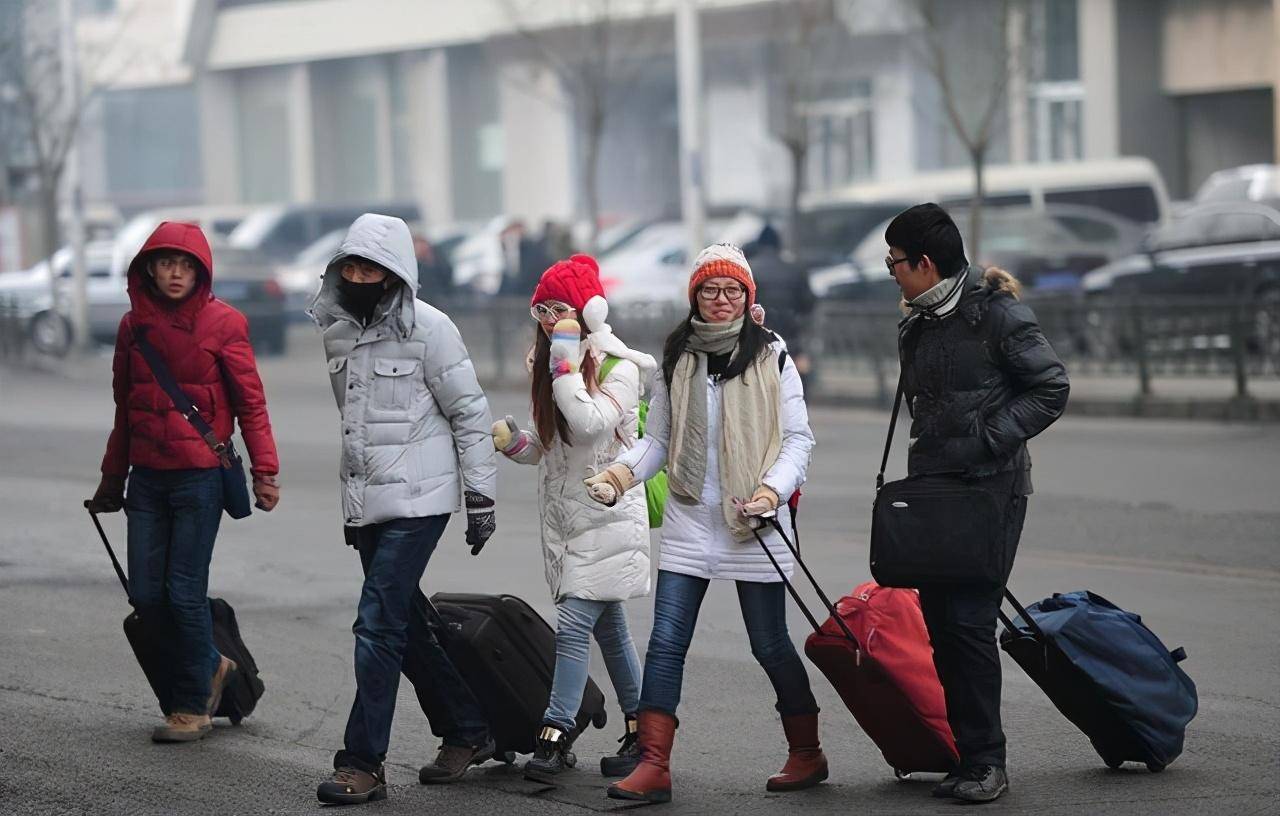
[952,764,1009,803]
[418,738,496,784]
[523,724,577,780]
[600,715,640,777]
[931,769,962,799]
[317,765,387,805]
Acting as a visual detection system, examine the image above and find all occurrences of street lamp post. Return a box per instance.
[675,0,705,261]
[59,0,88,353]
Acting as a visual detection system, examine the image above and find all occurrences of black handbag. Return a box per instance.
[134,330,253,519]
[868,372,1010,588]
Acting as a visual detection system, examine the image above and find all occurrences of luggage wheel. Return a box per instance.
[893,768,911,780]
[1146,762,1165,773]
[592,710,608,729]
[228,714,243,726]
[499,751,517,765]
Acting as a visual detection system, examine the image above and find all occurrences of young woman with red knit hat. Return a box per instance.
[491,254,657,781]
[585,243,826,803]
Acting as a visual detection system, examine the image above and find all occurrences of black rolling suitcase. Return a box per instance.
[425,592,608,761]
[87,505,264,723]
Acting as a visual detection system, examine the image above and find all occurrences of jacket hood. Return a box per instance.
[981,265,1022,300]
[126,221,215,323]
[309,213,419,334]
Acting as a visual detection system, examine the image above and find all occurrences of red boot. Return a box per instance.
[766,713,829,792]
[606,710,677,803]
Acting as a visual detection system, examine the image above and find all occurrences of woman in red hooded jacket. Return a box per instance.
[87,221,281,743]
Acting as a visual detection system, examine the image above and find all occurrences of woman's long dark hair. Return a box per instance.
[530,324,599,448]
[661,303,772,388]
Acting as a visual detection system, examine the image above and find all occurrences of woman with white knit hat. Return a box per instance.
[585,244,826,803]
[492,254,656,781]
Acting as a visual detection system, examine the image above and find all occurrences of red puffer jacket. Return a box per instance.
[100,222,279,478]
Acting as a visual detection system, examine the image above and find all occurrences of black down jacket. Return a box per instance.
[898,266,1070,494]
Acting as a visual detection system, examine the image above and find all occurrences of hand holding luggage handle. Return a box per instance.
[748,512,862,663]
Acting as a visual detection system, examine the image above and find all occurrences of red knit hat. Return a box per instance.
[531,254,609,331]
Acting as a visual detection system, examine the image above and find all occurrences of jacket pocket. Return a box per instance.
[328,356,348,404]
[372,358,418,411]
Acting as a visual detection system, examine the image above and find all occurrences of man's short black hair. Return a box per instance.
[884,203,968,277]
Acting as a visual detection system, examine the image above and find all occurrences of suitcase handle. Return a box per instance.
[750,516,862,654]
[997,589,1045,639]
[85,502,130,597]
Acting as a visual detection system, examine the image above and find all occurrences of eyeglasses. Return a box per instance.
[885,256,911,275]
[697,284,746,302]
[531,301,574,322]
[153,255,197,275]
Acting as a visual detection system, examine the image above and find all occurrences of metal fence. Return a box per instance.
[435,294,1280,406]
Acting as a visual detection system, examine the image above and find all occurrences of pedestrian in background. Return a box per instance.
[588,244,826,804]
[493,253,654,781]
[308,214,498,805]
[883,204,1069,803]
[88,221,281,743]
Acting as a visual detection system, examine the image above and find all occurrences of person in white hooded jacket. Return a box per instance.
[492,254,654,781]
[587,244,826,805]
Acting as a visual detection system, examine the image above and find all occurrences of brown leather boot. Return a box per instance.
[766,713,829,792]
[607,710,677,803]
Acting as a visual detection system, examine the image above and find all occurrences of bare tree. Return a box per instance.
[765,0,841,247]
[906,0,1029,261]
[495,0,657,252]
[0,1,132,260]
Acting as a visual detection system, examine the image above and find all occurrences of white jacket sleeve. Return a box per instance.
[615,369,669,482]
[551,358,639,439]
[423,313,497,499]
[761,353,814,500]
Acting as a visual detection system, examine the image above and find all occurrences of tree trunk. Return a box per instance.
[788,142,806,251]
[968,146,986,266]
[581,103,605,254]
[40,179,61,303]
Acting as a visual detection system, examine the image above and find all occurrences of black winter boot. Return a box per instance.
[523,724,578,780]
[600,714,640,777]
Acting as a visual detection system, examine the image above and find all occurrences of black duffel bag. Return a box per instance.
[869,377,1012,588]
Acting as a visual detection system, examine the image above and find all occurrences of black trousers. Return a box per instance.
[918,493,1028,769]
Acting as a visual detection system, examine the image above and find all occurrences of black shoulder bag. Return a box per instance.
[868,369,1011,588]
[134,330,253,519]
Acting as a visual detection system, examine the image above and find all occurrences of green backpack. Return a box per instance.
[599,355,667,528]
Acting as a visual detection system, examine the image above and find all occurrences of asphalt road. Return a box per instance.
[1,340,1277,815]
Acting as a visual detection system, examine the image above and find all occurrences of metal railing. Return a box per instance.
[432,294,1280,405]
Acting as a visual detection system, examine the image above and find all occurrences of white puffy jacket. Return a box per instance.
[616,340,813,582]
[508,349,653,602]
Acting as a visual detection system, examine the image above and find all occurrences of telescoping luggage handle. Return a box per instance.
[997,589,1046,640]
[84,502,131,597]
[749,514,862,661]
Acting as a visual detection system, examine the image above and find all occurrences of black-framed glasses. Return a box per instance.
[885,256,911,275]
[697,284,746,302]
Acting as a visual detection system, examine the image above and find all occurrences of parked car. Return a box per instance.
[111,205,261,278]
[811,204,1144,299]
[228,202,421,261]
[595,213,771,309]
[1082,202,1280,358]
[0,241,115,356]
[1194,164,1280,211]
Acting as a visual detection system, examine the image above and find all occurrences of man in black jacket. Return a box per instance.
[884,204,1069,803]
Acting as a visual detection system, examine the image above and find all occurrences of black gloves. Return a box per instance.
[87,474,126,514]
[464,490,496,556]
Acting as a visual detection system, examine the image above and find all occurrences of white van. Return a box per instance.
[803,157,1171,229]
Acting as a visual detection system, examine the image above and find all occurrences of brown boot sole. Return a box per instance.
[766,764,830,792]
[151,724,212,743]
[607,783,672,803]
[316,782,387,805]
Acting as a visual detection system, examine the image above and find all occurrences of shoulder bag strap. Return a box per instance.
[134,329,228,462]
[876,372,906,491]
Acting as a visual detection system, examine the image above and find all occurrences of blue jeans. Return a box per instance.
[639,570,819,717]
[125,467,223,715]
[338,516,490,771]
[544,598,642,733]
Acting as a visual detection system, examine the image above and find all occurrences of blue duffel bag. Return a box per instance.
[1000,590,1198,772]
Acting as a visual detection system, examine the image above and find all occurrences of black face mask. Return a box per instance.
[337,277,387,323]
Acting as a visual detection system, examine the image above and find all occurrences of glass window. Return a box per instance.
[800,82,875,194]
[1045,186,1161,225]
